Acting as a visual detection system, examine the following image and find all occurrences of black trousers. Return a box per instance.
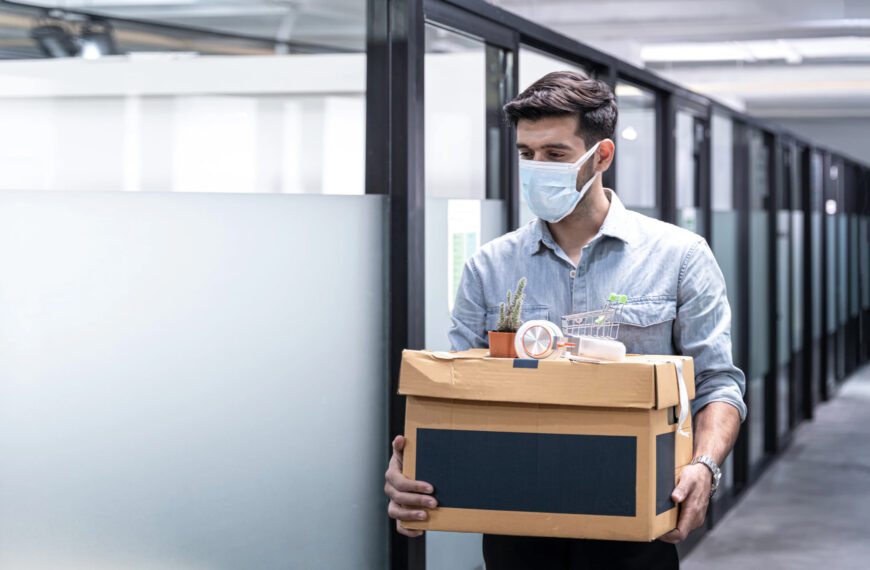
[482,534,679,570]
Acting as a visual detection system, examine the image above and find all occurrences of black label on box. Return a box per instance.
[656,431,676,515]
[415,428,636,516]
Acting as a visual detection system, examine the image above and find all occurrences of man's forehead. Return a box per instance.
[516,116,585,149]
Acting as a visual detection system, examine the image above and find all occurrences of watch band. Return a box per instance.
[691,455,722,499]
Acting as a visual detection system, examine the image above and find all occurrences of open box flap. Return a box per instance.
[398,349,695,409]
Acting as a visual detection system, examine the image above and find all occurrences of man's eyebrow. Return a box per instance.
[515,142,574,150]
[541,143,573,150]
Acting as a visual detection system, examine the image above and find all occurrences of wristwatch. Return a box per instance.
[691,455,722,499]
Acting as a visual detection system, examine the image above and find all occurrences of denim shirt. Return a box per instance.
[449,190,747,420]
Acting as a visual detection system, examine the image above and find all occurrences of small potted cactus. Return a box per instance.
[488,277,526,358]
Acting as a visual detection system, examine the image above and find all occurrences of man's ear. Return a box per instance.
[596,139,615,171]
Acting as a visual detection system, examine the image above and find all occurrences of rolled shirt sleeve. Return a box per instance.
[675,238,748,421]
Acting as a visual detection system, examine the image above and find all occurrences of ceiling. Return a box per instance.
[5,0,870,122]
[486,0,870,122]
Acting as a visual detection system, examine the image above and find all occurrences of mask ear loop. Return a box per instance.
[571,141,601,169]
[575,143,603,195]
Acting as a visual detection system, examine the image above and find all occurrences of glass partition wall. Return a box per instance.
[709,112,739,505]
[0,3,388,570]
[743,125,773,474]
[615,81,659,218]
[675,108,710,237]
[0,1,367,196]
[423,18,515,570]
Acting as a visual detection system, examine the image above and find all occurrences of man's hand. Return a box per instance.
[384,435,437,538]
[659,463,712,543]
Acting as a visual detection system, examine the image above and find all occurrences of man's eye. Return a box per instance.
[549,153,565,159]
[519,152,533,159]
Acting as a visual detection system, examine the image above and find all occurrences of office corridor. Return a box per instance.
[684,364,870,569]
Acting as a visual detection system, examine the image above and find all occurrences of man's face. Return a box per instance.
[516,115,596,190]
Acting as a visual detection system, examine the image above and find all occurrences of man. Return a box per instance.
[384,71,746,569]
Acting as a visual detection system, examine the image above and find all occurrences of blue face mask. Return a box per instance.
[520,141,601,223]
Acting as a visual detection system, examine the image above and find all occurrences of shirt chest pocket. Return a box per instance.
[485,304,550,333]
[616,298,677,355]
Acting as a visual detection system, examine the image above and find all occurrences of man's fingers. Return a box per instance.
[396,520,424,538]
[670,476,694,503]
[389,490,438,508]
[392,435,405,455]
[385,469,434,494]
[659,528,685,544]
[660,495,706,543]
[388,500,429,522]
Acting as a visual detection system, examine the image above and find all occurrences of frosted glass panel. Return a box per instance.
[712,212,742,368]
[749,209,769,469]
[711,114,733,211]
[749,211,771,377]
[777,211,791,368]
[811,213,823,339]
[849,215,860,317]
[427,533,485,570]
[0,191,388,569]
[826,219,837,333]
[792,212,804,351]
[748,376,765,469]
[838,216,848,324]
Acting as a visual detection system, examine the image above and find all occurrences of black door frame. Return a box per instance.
[372,2,870,569]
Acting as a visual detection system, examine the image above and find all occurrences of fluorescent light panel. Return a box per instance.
[642,36,870,64]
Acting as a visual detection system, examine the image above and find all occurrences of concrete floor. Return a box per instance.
[683,364,870,570]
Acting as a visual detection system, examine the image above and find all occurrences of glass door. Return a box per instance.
[809,150,825,405]
[709,112,740,504]
[744,125,773,475]
[775,143,793,442]
[615,81,659,219]
[674,103,711,240]
[421,8,516,568]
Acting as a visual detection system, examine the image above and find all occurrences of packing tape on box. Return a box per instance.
[672,359,690,438]
[648,357,691,438]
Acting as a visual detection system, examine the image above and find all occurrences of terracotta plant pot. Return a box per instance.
[488,331,518,358]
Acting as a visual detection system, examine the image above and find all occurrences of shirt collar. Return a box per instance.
[528,189,636,256]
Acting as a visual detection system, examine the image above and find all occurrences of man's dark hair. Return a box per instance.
[503,70,618,148]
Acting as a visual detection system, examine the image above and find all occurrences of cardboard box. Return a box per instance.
[398,349,695,542]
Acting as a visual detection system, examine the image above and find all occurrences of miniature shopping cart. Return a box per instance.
[560,293,628,361]
[561,293,628,340]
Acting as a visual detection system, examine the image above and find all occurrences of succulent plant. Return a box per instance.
[496,277,526,333]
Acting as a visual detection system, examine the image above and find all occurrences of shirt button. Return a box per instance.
[569,270,576,278]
